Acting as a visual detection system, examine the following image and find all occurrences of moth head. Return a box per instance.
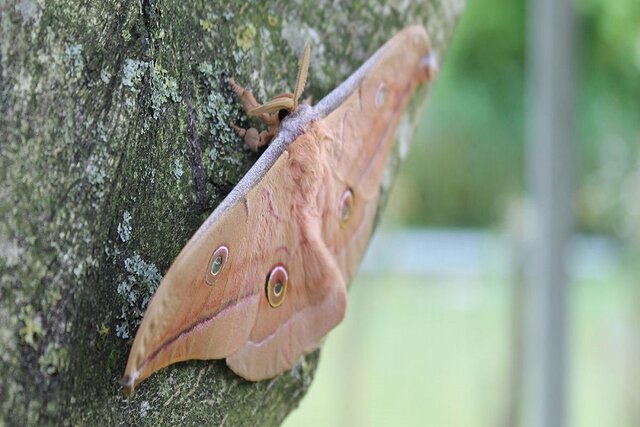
[248,43,311,117]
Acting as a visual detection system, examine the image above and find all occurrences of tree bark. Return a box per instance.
[0,1,464,425]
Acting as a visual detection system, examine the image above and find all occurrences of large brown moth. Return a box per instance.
[121,25,438,394]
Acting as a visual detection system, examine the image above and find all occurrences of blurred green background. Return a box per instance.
[285,0,640,425]
[390,0,640,236]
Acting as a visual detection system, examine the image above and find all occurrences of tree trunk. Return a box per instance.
[0,1,463,425]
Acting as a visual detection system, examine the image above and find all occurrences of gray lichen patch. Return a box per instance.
[63,42,84,78]
[100,68,112,84]
[139,400,151,417]
[150,63,182,119]
[203,90,237,139]
[122,59,149,88]
[122,59,150,110]
[173,158,184,180]
[17,0,40,24]
[117,211,133,243]
[115,253,163,339]
[86,154,108,201]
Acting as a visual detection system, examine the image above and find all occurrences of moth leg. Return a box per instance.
[229,123,276,151]
[228,78,260,112]
[229,78,279,126]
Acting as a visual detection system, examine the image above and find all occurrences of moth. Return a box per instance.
[121,25,438,395]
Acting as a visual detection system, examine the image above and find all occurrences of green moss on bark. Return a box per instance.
[0,0,463,425]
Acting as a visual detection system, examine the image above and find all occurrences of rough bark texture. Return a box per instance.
[0,1,463,425]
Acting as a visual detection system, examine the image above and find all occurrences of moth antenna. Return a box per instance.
[293,43,311,107]
[249,97,295,116]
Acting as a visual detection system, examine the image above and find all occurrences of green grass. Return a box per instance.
[284,269,637,426]
[570,274,639,427]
